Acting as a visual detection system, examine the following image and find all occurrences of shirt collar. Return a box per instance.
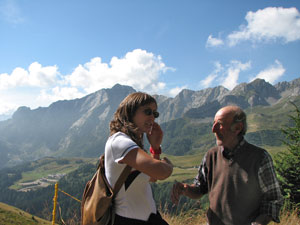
[221,138,245,159]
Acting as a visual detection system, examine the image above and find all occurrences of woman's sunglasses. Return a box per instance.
[143,108,159,118]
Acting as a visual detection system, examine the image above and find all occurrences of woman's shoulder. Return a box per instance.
[107,132,139,162]
[109,132,138,150]
[110,131,131,142]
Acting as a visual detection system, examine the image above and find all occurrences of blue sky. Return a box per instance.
[0,0,300,118]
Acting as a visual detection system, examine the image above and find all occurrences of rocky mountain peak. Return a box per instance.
[231,79,279,97]
[275,78,300,97]
[0,79,299,168]
[227,78,281,106]
[12,106,31,120]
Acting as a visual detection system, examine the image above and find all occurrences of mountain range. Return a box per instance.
[0,78,299,169]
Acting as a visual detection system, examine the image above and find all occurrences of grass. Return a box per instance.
[2,200,298,225]
[161,207,300,225]
[163,153,204,168]
[157,153,202,183]
[158,166,198,183]
[264,145,287,156]
[246,98,300,133]
[0,202,54,225]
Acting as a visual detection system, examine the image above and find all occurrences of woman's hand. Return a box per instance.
[146,122,163,150]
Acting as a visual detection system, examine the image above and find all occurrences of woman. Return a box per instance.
[105,92,173,225]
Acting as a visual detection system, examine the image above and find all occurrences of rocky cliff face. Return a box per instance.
[229,79,281,106]
[0,84,135,167]
[275,78,300,98]
[56,84,136,157]
[0,78,299,168]
[155,86,229,123]
[168,78,289,120]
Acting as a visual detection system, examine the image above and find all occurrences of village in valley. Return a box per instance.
[17,173,65,192]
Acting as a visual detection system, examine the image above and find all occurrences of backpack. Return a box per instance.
[81,154,131,225]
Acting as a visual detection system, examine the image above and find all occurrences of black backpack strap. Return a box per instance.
[100,154,132,195]
[113,164,132,195]
[101,154,139,194]
[125,170,141,190]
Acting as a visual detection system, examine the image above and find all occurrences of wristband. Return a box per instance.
[150,146,162,155]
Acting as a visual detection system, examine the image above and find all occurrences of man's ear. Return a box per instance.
[233,122,243,135]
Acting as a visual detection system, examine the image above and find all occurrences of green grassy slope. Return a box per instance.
[246,97,300,132]
[0,202,54,225]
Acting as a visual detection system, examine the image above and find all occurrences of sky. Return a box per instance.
[0,0,300,119]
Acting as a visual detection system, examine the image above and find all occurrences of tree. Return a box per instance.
[275,102,300,207]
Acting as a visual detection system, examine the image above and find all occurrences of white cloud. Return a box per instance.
[206,35,224,47]
[200,62,223,88]
[0,49,174,117]
[250,60,285,84]
[0,89,44,115]
[200,61,251,90]
[0,0,24,24]
[0,62,59,90]
[222,61,251,90]
[0,98,17,115]
[37,87,85,104]
[169,85,188,97]
[27,62,60,86]
[200,74,218,88]
[227,7,300,46]
[65,49,173,94]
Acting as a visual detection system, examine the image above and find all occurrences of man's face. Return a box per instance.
[212,108,240,150]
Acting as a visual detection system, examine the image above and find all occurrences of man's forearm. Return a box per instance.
[183,184,203,199]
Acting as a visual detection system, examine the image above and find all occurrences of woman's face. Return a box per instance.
[132,102,158,134]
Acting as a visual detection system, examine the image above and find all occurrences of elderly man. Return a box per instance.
[171,105,283,225]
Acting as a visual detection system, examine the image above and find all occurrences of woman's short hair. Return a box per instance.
[110,92,157,148]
